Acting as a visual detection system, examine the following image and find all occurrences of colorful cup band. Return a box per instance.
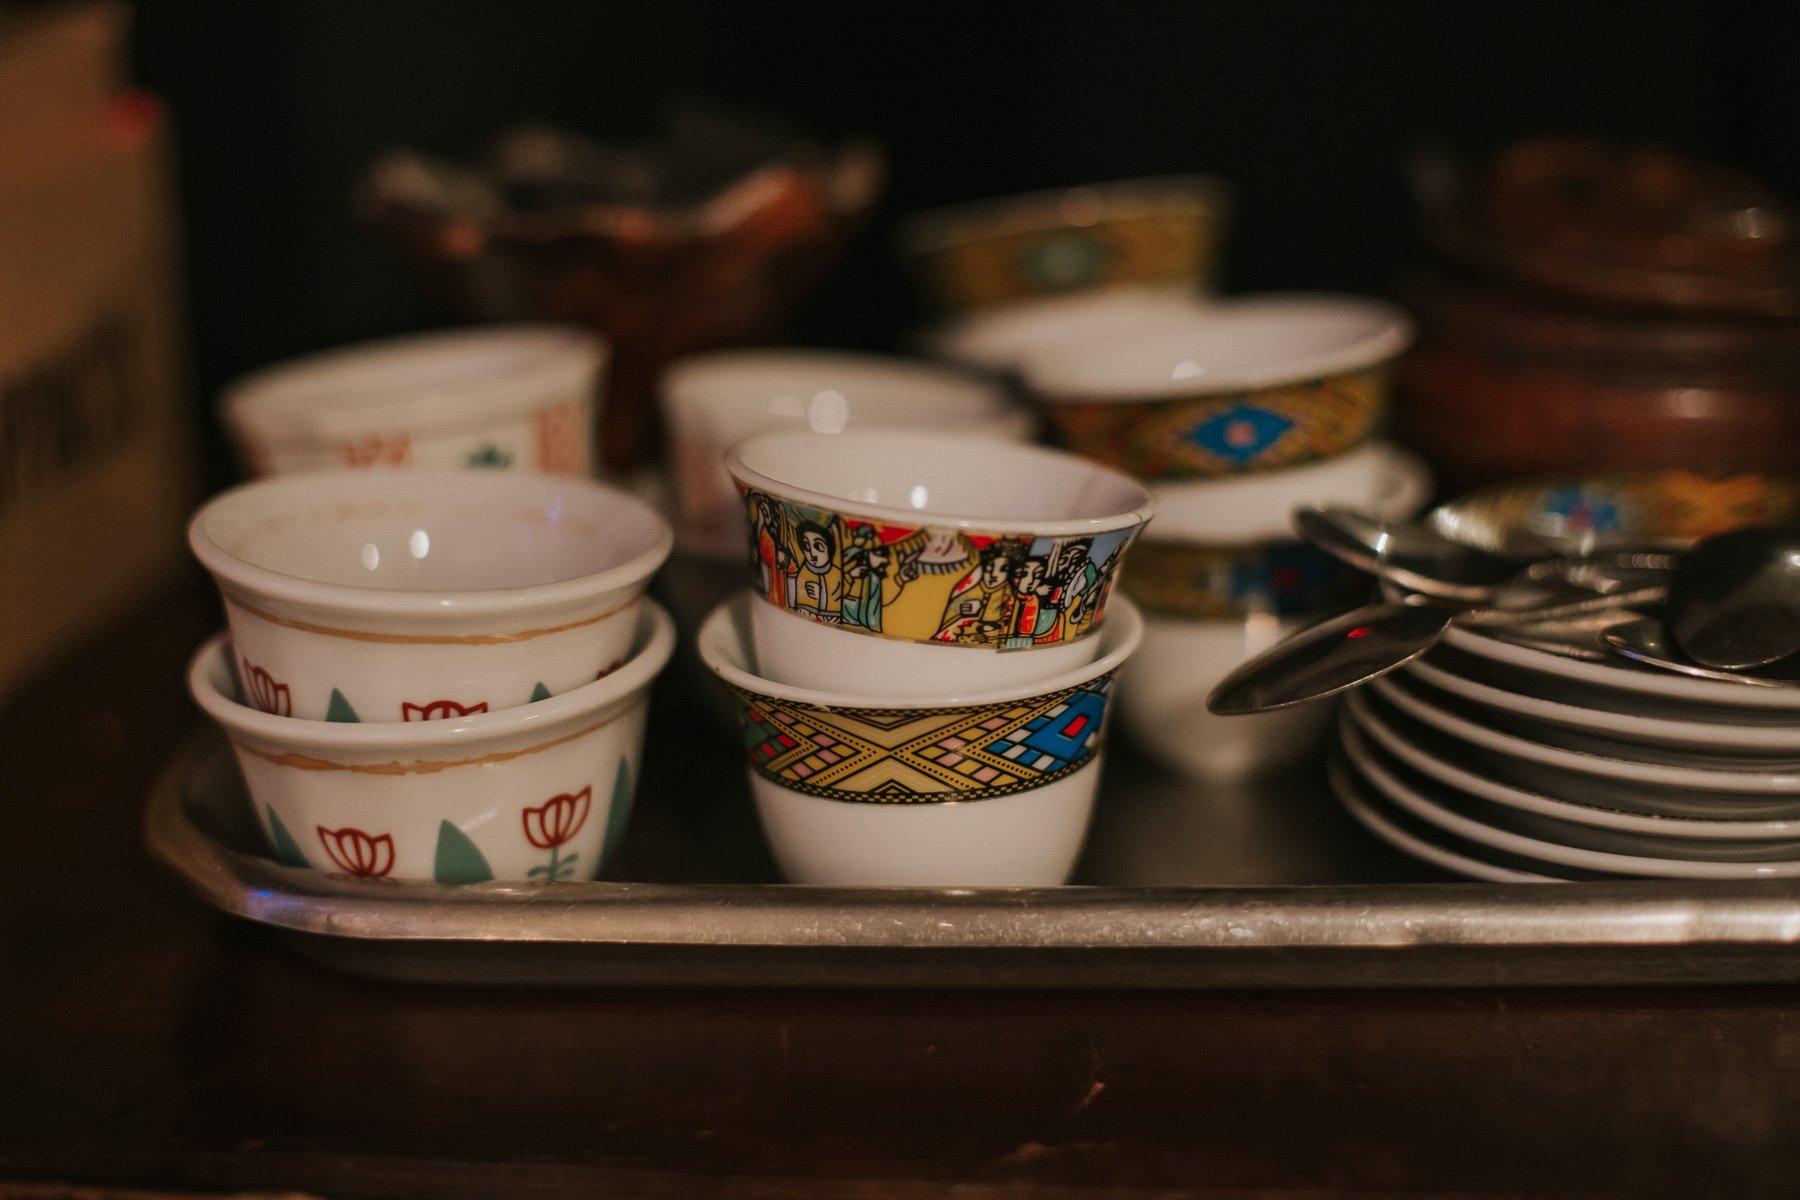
[911,208,1224,311]
[1037,365,1388,479]
[739,486,1138,651]
[1435,472,1800,552]
[1122,540,1371,621]
[728,675,1114,805]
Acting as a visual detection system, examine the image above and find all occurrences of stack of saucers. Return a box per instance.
[1335,613,1800,882]
[696,429,1153,887]
[1332,470,1800,880]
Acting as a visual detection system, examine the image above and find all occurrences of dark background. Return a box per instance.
[128,0,1800,470]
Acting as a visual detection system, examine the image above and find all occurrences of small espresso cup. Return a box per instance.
[660,348,1033,559]
[699,591,1144,886]
[187,600,675,883]
[187,468,671,723]
[222,324,604,477]
[723,428,1155,693]
[1020,293,1413,480]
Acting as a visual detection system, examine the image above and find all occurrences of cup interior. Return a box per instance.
[927,286,1213,372]
[1022,294,1413,396]
[195,471,668,594]
[728,430,1152,529]
[664,349,1016,435]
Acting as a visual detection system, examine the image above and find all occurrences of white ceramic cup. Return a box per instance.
[724,428,1154,693]
[1019,293,1414,480]
[1117,441,1433,778]
[1148,440,1434,541]
[1119,611,1339,780]
[187,601,674,883]
[699,591,1144,887]
[222,324,605,477]
[660,348,1034,558]
[188,469,672,723]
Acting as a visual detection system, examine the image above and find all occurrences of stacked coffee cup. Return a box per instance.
[696,428,1155,886]
[1010,293,1430,778]
[184,469,675,883]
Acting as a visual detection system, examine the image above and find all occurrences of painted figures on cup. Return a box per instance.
[744,487,1129,652]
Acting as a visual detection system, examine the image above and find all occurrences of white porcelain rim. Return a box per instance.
[725,429,1156,538]
[188,469,673,621]
[699,591,1143,708]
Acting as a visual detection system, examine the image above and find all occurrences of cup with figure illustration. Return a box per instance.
[722,429,1155,697]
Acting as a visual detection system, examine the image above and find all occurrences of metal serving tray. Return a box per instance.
[146,683,1800,989]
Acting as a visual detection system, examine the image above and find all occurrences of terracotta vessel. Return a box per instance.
[1394,137,1800,497]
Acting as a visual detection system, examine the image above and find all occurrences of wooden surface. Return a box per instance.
[7,576,1800,1199]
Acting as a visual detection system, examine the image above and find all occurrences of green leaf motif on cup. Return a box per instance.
[600,758,634,867]
[432,820,494,884]
[325,689,361,722]
[265,805,309,868]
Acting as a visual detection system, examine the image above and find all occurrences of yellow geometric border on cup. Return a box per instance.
[727,674,1115,805]
[1039,365,1389,480]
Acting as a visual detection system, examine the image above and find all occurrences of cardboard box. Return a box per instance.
[0,4,194,705]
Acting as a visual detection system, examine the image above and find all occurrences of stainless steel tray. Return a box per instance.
[146,700,1800,989]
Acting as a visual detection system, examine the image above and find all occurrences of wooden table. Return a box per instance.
[6,575,1800,1199]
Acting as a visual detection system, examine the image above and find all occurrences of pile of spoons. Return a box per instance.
[1207,506,1722,715]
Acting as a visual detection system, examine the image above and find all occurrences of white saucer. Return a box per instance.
[1444,625,1800,714]
[1367,674,1800,798]
[1326,753,1563,884]
[1346,690,1800,841]
[1403,657,1800,756]
[1340,715,1800,880]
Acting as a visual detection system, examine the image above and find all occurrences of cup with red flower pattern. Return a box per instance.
[186,600,674,882]
[188,468,671,723]
[221,324,604,478]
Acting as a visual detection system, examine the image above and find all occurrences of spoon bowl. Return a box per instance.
[1665,527,1800,671]
[1293,507,1527,602]
[1604,616,1800,687]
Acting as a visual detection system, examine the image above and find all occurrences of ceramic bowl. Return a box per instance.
[919,285,1214,375]
[222,324,605,477]
[188,469,672,723]
[660,348,1034,559]
[186,601,674,883]
[896,175,1229,314]
[1112,442,1430,779]
[698,592,1143,886]
[1020,294,1413,479]
[724,429,1154,686]
[1429,468,1800,555]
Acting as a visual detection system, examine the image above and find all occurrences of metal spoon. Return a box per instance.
[1665,527,1800,671]
[1604,616,1800,687]
[1293,507,1528,602]
[1294,507,1676,604]
[1208,577,1668,715]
